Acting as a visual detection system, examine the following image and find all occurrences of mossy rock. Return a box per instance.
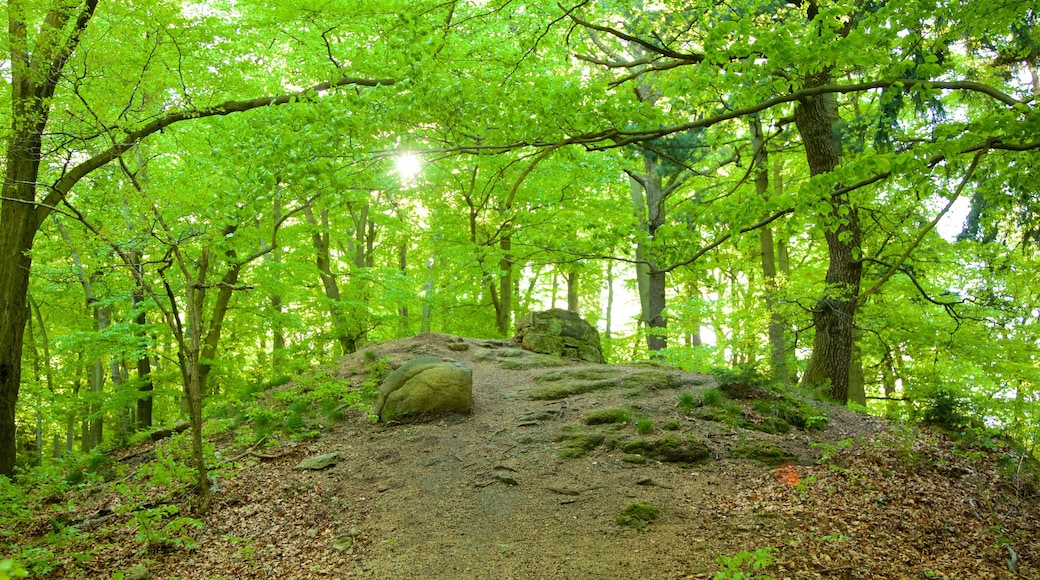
[733,439,795,465]
[621,435,710,465]
[537,368,619,383]
[529,376,620,400]
[620,371,682,391]
[584,408,632,425]
[616,502,661,530]
[498,354,570,370]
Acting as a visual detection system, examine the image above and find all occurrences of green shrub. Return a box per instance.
[702,388,725,406]
[0,559,28,580]
[635,418,654,435]
[678,392,697,414]
[714,547,776,580]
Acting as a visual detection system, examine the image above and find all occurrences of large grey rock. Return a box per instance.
[515,309,604,363]
[295,452,339,471]
[375,358,473,421]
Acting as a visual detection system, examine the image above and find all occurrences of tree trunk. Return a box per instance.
[131,259,154,430]
[795,76,863,404]
[566,271,579,313]
[306,208,357,355]
[752,117,790,385]
[398,224,409,334]
[267,199,286,370]
[494,233,513,336]
[550,270,559,309]
[646,269,667,353]
[604,262,614,341]
[685,281,703,347]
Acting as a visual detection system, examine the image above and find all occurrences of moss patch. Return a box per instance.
[616,502,661,530]
[733,439,795,465]
[584,408,632,425]
[621,435,710,465]
[556,426,606,459]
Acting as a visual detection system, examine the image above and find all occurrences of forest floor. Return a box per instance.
[14,333,1040,579]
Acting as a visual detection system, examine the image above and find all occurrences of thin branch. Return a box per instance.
[567,12,705,63]
[858,146,988,305]
[37,74,395,227]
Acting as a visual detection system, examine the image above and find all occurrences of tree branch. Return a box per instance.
[857,147,987,305]
[36,74,395,228]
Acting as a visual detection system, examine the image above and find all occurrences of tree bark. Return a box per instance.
[566,271,579,313]
[795,76,863,404]
[306,207,358,355]
[494,233,513,336]
[751,117,790,385]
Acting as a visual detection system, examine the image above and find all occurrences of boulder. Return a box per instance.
[375,358,473,421]
[515,308,604,363]
[295,452,340,471]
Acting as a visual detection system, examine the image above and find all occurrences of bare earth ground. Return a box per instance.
[23,333,1040,579]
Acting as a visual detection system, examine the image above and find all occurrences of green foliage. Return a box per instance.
[0,559,28,580]
[132,504,203,553]
[914,386,976,430]
[701,388,725,407]
[135,440,198,491]
[678,391,697,414]
[615,502,661,530]
[714,547,777,580]
[8,547,58,578]
[635,418,654,435]
[712,365,772,400]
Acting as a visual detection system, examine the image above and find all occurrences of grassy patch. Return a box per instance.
[584,408,632,425]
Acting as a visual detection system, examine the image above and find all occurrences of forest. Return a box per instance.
[1,0,1039,577]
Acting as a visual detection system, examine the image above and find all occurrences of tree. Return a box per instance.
[560,0,1040,402]
[0,0,393,478]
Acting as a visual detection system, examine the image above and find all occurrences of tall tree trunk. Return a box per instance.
[629,164,668,353]
[421,255,434,334]
[398,218,409,334]
[566,271,579,312]
[306,208,357,355]
[59,221,109,451]
[0,160,42,476]
[168,247,213,513]
[550,270,559,309]
[685,281,703,347]
[494,233,513,336]
[267,199,286,371]
[646,269,667,352]
[795,76,863,404]
[751,117,790,384]
[604,262,614,341]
